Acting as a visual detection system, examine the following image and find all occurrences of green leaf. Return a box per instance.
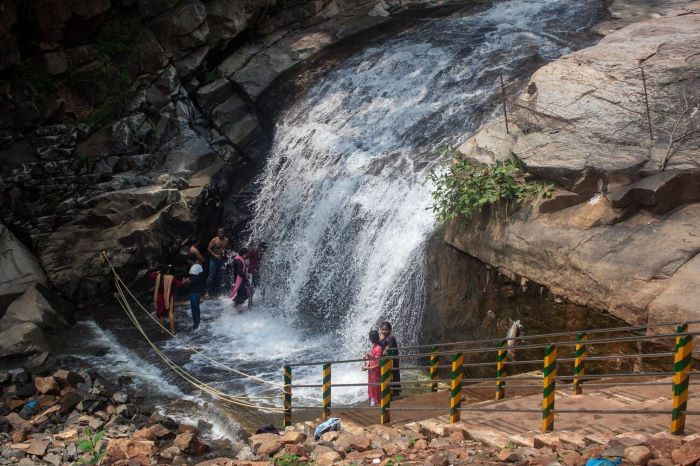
[94,431,105,443]
[77,440,93,452]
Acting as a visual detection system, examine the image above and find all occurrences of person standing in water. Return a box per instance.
[379,321,401,398]
[187,254,205,331]
[205,227,229,297]
[229,247,250,313]
[149,264,187,335]
[362,330,383,406]
[247,241,267,305]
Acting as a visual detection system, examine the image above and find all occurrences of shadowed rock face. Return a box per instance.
[449,7,700,327]
[0,0,439,303]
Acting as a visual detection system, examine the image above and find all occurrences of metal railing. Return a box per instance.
[281,321,698,435]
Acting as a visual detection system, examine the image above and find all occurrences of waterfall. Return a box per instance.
[249,0,600,356]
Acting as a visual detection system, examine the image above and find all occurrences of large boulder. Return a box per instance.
[449,11,700,327]
[0,322,49,358]
[0,223,48,297]
[0,283,70,331]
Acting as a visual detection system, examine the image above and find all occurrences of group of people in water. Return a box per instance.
[363,322,401,405]
[149,226,266,334]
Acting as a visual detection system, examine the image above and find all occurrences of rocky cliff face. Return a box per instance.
[446,2,700,328]
[0,0,435,303]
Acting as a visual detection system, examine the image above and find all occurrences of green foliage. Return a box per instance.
[407,438,416,447]
[274,453,310,466]
[385,454,407,466]
[428,149,553,223]
[74,427,106,466]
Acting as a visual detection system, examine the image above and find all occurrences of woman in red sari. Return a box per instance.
[362,330,383,406]
[149,264,187,335]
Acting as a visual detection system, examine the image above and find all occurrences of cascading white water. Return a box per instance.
[64,1,604,423]
[250,0,600,357]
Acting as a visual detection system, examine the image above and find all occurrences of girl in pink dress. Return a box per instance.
[362,330,383,406]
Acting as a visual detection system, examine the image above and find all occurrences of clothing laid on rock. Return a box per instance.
[380,335,401,397]
[229,255,248,305]
[188,263,204,329]
[367,343,383,406]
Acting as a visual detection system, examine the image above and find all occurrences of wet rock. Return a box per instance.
[196,78,234,114]
[174,432,209,456]
[0,283,69,331]
[112,391,129,404]
[0,322,49,358]
[53,370,84,388]
[34,376,60,394]
[149,1,208,56]
[210,95,260,146]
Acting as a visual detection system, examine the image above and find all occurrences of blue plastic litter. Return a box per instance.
[24,401,37,409]
[585,458,621,466]
[313,417,341,440]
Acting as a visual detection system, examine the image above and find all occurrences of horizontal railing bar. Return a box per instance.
[579,381,670,387]
[286,332,700,367]
[394,319,700,351]
[555,371,674,380]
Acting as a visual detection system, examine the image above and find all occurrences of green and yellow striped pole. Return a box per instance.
[430,345,439,392]
[573,332,587,395]
[671,323,693,435]
[322,363,331,419]
[380,358,393,425]
[542,345,556,433]
[496,340,508,400]
[283,365,292,427]
[450,352,463,423]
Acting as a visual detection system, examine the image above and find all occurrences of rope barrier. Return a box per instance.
[102,252,285,414]
[103,252,282,389]
[113,278,284,413]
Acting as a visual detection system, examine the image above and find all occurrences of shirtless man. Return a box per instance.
[187,242,207,264]
[205,227,229,297]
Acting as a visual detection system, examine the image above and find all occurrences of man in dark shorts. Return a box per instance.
[229,247,250,313]
[379,321,401,398]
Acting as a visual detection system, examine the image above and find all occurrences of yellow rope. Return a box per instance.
[113,278,284,412]
[102,251,282,389]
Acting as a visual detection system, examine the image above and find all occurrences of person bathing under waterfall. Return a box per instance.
[247,241,267,306]
[187,254,205,331]
[149,264,188,335]
[229,247,250,313]
[362,330,383,406]
[379,321,401,398]
[205,227,229,298]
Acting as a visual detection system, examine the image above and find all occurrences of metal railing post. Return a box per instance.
[542,344,556,433]
[573,332,587,395]
[322,363,331,419]
[450,352,463,423]
[283,365,292,427]
[430,345,439,392]
[496,340,508,400]
[671,323,693,435]
[380,358,393,425]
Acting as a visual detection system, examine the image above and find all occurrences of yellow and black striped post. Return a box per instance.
[450,352,463,423]
[672,323,693,435]
[283,365,292,427]
[380,358,393,425]
[573,332,587,395]
[542,345,556,433]
[496,340,508,400]
[322,363,331,419]
[430,345,439,392]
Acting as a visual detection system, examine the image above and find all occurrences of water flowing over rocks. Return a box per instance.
[0,0,437,305]
[447,5,700,327]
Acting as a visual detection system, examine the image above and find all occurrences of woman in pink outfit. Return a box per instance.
[362,330,383,406]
